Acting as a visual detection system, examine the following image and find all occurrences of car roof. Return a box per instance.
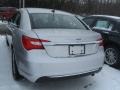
[89,15,120,21]
[21,8,73,16]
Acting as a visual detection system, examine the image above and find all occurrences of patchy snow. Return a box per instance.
[0,35,120,90]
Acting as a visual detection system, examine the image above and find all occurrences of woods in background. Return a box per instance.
[0,0,120,16]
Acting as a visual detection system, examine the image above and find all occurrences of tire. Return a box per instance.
[12,47,22,80]
[105,45,120,67]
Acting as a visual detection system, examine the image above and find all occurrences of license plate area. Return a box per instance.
[69,45,85,55]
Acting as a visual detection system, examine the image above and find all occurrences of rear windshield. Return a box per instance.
[30,13,88,30]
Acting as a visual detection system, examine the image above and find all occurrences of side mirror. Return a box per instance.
[0,23,10,35]
[10,23,19,28]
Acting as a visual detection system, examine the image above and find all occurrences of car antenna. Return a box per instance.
[52,1,55,16]
[52,9,55,15]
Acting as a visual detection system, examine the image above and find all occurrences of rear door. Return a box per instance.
[34,29,101,58]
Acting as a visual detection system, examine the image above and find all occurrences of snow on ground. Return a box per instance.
[0,35,120,90]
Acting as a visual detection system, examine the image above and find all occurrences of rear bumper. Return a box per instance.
[18,49,105,82]
[46,67,102,78]
[36,67,102,82]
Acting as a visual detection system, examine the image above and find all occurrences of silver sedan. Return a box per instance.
[5,8,105,82]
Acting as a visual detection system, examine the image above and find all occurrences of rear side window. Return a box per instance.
[10,13,17,23]
[83,18,95,27]
[15,13,21,26]
[10,12,21,27]
[30,13,88,30]
[94,20,113,31]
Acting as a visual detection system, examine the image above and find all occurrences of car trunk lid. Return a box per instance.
[33,29,102,58]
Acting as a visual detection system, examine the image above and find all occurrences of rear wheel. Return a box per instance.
[105,45,120,67]
[12,47,22,80]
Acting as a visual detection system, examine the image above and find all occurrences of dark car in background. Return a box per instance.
[83,15,120,67]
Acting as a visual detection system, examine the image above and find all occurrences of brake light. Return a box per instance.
[97,38,104,46]
[22,35,50,50]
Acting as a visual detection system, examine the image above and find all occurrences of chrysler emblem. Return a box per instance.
[76,38,81,41]
[76,38,81,43]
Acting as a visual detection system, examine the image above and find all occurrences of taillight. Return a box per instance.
[97,38,104,46]
[22,35,50,50]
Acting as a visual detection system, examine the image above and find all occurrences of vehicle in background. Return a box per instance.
[0,7,16,35]
[0,20,3,24]
[4,8,104,82]
[83,15,120,67]
[0,7,16,20]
